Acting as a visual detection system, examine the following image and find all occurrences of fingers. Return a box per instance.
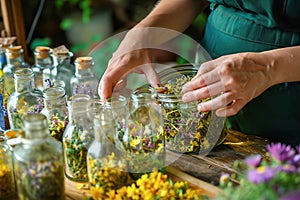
[182,68,220,93]
[182,81,225,103]
[216,99,247,117]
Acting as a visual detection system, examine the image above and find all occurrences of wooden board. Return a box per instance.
[167,129,269,185]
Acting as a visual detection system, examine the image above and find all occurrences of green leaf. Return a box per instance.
[60,18,73,30]
[30,38,52,52]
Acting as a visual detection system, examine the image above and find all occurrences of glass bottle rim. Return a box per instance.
[43,86,66,100]
[13,68,34,79]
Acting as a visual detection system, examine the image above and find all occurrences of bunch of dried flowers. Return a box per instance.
[88,169,207,200]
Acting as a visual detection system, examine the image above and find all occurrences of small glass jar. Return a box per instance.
[7,68,44,129]
[13,113,65,200]
[105,95,128,143]
[87,105,130,193]
[0,135,16,199]
[126,86,165,180]
[70,56,99,99]
[63,94,92,182]
[52,46,75,98]
[157,64,228,154]
[32,46,56,91]
[3,46,30,98]
[41,86,69,142]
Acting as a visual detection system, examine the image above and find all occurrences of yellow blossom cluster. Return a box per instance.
[88,170,206,200]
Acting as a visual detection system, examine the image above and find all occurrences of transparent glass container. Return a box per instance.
[52,51,75,98]
[125,86,165,180]
[32,46,56,91]
[0,135,16,199]
[156,64,228,154]
[87,105,130,193]
[63,94,92,182]
[41,86,68,142]
[7,68,44,129]
[105,95,128,143]
[3,46,30,99]
[70,57,99,99]
[13,114,65,200]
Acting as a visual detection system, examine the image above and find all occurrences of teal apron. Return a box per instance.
[201,0,300,145]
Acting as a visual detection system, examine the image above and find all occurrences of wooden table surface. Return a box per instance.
[64,129,269,200]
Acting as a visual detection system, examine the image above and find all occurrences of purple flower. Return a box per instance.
[291,154,300,168]
[245,154,262,168]
[267,143,295,162]
[296,146,300,154]
[147,141,153,148]
[247,166,276,184]
[277,163,297,173]
[44,78,54,88]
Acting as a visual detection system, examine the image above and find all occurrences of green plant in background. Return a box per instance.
[55,0,92,30]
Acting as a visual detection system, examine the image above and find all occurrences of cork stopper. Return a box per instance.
[6,45,22,59]
[0,36,16,47]
[75,56,93,69]
[35,46,51,59]
[52,45,69,56]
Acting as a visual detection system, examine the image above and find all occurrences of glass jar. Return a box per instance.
[126,86,165,180]
[7,68,44,129]
[13,113,65,200]
[105,95,128,143]
[157,64,228,154]
[3,46,30,100]
[52,46,75,98]
[70,56,99,99]
[41,86,68,142]
[63,94,92,182]
[32,46,56,91]
[0,135,16,199]
[87,104,130,193]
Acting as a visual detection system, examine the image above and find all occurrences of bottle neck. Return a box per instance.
[14,76,35,93]
[44,97,67,110]
[75,67,94,77]
[6,56,25,67]
[34,56,53,67]
[54,55,71,66]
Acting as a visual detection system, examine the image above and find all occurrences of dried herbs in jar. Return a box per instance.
[157,68,227,153]
[63,94,92,182]
[13,114,65,200]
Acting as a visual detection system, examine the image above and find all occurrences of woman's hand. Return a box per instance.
[182,52,274,117]
[98,48,161,101]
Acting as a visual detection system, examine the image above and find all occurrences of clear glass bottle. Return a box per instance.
[126,86,165,180]
[70,56,99,99]
[0,37,16,78]
[105,95,128,143]
[7,68,44,129]
[87,105,130,193]
[32,46,56,91]
[52,46,75,98]
[63,94,92,182]
[0,135,16,199]
[13,113,65,200]
[3,46,30,100]
[41,86,68,142]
